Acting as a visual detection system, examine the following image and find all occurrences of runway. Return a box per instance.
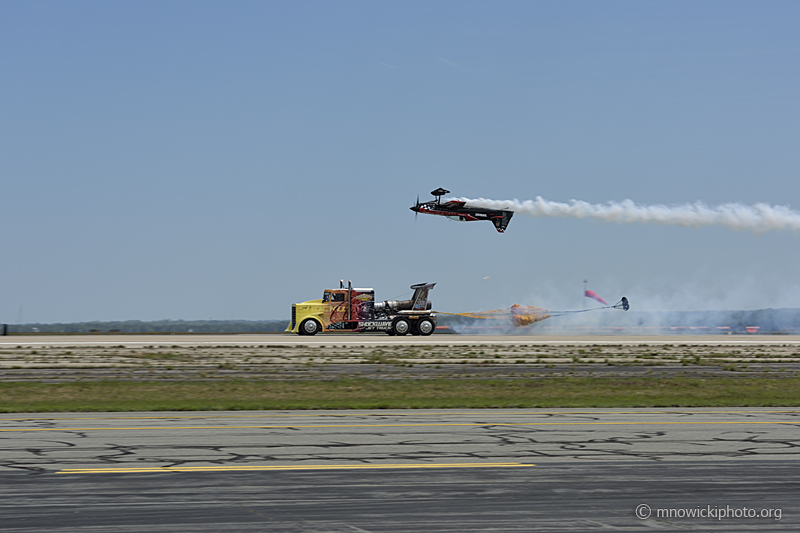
[4,408,800,471]
[4,333,800,347]
[2,409,799,530]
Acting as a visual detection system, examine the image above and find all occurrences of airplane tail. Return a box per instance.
[492,212,514,233]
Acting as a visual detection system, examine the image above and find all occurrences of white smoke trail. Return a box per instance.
[457,196,800,233]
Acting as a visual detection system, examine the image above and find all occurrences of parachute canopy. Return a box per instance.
[584,289,609,305]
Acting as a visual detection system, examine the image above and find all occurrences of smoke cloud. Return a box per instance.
[458,197,800,233]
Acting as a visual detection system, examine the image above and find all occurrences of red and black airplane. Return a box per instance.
[410,188,514,233]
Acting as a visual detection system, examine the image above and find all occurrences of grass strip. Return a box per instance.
[2,377,800,412]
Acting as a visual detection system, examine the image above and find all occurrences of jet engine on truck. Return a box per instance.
[286,281,437,336]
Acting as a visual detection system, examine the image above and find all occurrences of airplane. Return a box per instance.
[410,188,514,233]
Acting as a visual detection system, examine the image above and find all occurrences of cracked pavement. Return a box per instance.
[2,408,800,473]
[2,409,800,531]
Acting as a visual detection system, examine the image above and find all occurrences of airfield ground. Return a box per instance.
[2,334,800,411]
[4,335,800,530]
[2,334,800,382]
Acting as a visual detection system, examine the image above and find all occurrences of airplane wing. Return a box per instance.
[440,200,466,209]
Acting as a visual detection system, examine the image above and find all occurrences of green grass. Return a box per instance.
[2,377,800,412]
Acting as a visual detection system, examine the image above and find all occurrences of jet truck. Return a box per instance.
[286,281,437,336]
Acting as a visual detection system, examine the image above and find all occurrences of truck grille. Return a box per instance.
[291,305,296,330]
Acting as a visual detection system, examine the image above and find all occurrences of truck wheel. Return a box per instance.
[299,319,321,336]
[416,318,435,336]
[392,318,411,336]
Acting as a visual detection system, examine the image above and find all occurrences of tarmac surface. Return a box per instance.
[4,333,800,347]
[2,408,799,531]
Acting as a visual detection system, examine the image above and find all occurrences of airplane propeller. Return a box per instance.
[415,195,420,221]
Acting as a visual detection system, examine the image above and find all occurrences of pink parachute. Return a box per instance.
[584,290,609,305]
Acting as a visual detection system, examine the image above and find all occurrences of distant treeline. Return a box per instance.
[4,320,290,334]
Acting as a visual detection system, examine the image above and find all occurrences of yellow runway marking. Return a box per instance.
[2,409,800,422]
[3,420,800,432]
[56,462,534,474]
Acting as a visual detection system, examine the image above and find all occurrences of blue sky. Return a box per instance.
[2,0,799,323]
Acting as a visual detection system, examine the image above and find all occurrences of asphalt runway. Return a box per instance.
[2,408,799,531]
[4,333,800,347]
